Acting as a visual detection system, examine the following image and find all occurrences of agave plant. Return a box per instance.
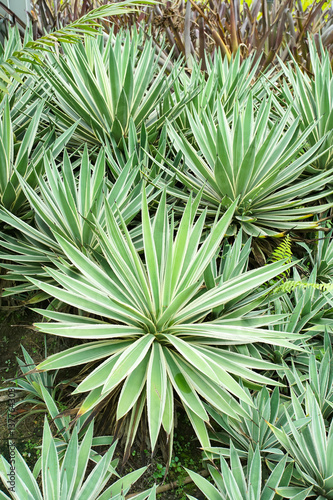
[0,94,77,215]
[0,144,159,300]
[299,228,333,283]
[269,387,333,499]
[281,38,333,172]
[257,267,330,370]
[21,189,304,457]
[0,345,60,424]
[166,94,333,237]
[284,335,333,421]
[0,416,151,500]
[0,346,118,467]
[186,443,297,500]
[171,48,268,136]
[38,28,191,147]
[203,386,306,463]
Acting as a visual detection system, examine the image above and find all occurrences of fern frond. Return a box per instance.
[270,235,292,264]
[275,280,333,293]
[268,235,293,280]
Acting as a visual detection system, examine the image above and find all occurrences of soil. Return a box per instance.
[114,416,207,499]
[0,308,206,499]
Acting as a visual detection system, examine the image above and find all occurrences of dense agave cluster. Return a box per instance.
[0,2,333,499]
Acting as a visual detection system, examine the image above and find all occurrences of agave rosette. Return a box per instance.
[270,388,333,499]
[281,38,333,172]
[186,444,295,500]
[26,189,304,452]
[166,94,333,237]
[39,28,191,147]
[0,94,77,215]
[0,145,158,299]
[0,417,151,500]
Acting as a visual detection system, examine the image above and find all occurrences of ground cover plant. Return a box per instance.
[1,1,333,499]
